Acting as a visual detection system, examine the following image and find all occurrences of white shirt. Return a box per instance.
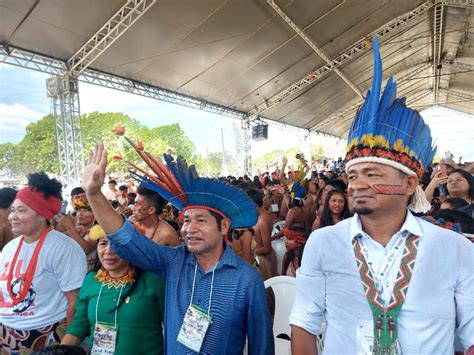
[289,211,474,354]
[0,230,86,330]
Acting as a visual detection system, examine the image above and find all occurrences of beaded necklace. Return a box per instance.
[94,266,136,289]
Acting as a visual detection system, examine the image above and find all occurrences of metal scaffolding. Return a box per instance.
[81,70,246,120]
[432,1,445,106]
[47,75,84,187]
[248,0,434,120]
[68,0,157,76]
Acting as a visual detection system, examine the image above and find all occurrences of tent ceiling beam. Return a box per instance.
[432,1,445,106]
[0,45,246,120]
[80,69,247,120]
[266,0,363,100]
[308,62,432,133]
[248,0,434,120]
[440,88,474,100]
[68,0,157,76]
[0,44,66,75]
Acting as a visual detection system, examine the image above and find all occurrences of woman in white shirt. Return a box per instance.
[0,173,86,354]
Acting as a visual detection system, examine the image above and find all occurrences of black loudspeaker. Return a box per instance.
[252,124,268,141]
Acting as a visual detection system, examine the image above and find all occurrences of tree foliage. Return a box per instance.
[1,112,196,179]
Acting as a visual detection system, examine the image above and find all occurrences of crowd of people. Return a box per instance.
[0,37,472,354]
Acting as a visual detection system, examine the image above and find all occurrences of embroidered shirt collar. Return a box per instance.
[350,209,423,241]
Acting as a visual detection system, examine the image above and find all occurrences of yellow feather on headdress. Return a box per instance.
[347,137,359,152]
[393,139,409,154]
[360,134,374,147]
[373,135,389,149]
[89,224,106,241]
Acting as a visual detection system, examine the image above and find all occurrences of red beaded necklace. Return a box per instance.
[7,227,49,305]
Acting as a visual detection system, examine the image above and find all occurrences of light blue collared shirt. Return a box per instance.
[289,211,474,354]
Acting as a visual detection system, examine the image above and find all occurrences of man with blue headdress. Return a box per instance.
[289,37,474,354]
[81,138,274,354]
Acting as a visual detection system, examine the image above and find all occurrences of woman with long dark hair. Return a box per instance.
[446,169,473,204]
[62,228,165,354]
[312,189,351,230]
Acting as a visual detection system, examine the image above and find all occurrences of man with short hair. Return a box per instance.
[132,184,179,246]
[82,141,274,354]
[290,38,474,354]
[117,185,128,206]
[105,179,120,201]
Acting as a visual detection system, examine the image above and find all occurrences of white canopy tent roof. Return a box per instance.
[1,0,472,138]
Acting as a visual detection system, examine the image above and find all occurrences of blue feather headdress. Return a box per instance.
[289,163,308,201]
[345,37,436,178]
[115,129,258,229]
[344,37,437,213]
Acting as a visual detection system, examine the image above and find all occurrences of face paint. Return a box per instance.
[347,184,405,197]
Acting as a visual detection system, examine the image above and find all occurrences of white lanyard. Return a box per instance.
[95,283,124,327]
[358,233,406,294]
[189,262,216,318]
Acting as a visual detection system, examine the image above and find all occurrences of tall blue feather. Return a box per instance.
[346,37,437,174]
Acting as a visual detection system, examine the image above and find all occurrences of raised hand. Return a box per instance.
[429,170,448,188]
[82,143,108,196]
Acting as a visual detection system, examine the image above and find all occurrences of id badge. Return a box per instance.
[91,322,117,355]
[356,319,374,355]
[271,204,279,212]
[177,304,212,353]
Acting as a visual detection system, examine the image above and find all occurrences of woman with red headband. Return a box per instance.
[0,173,86,353]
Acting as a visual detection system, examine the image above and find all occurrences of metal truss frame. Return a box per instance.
[442,0,474,7]
[407,89,433,104]
[68,0,157,75]
[80,70,246,120]
[0,45,246,120]
[440,88,474,101]
[309,63,432,132]
[0,44,66,75]
[443,60,474,72]
[432,1,445,106]
[248,1,434,120]
[49,76,85,187]
[267,0,363,99]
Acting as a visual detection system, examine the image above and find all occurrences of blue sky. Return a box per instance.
[1,63,473,162]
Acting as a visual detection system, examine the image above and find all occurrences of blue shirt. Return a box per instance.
[108,220,274,355]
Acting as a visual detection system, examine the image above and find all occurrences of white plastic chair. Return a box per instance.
[271,239,287,275]
[264,276,296,355]
[272,220,286,236]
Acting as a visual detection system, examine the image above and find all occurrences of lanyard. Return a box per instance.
[7,227,50,305]
[95,283,124,327]
[358,233,406,294]
[189,262,216,318]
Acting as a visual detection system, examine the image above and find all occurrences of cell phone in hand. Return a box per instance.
[439,164,447,177]
[60,200,68,215]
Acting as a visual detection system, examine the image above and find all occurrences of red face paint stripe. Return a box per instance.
[347,185,404,196]
[371,184,405,195]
